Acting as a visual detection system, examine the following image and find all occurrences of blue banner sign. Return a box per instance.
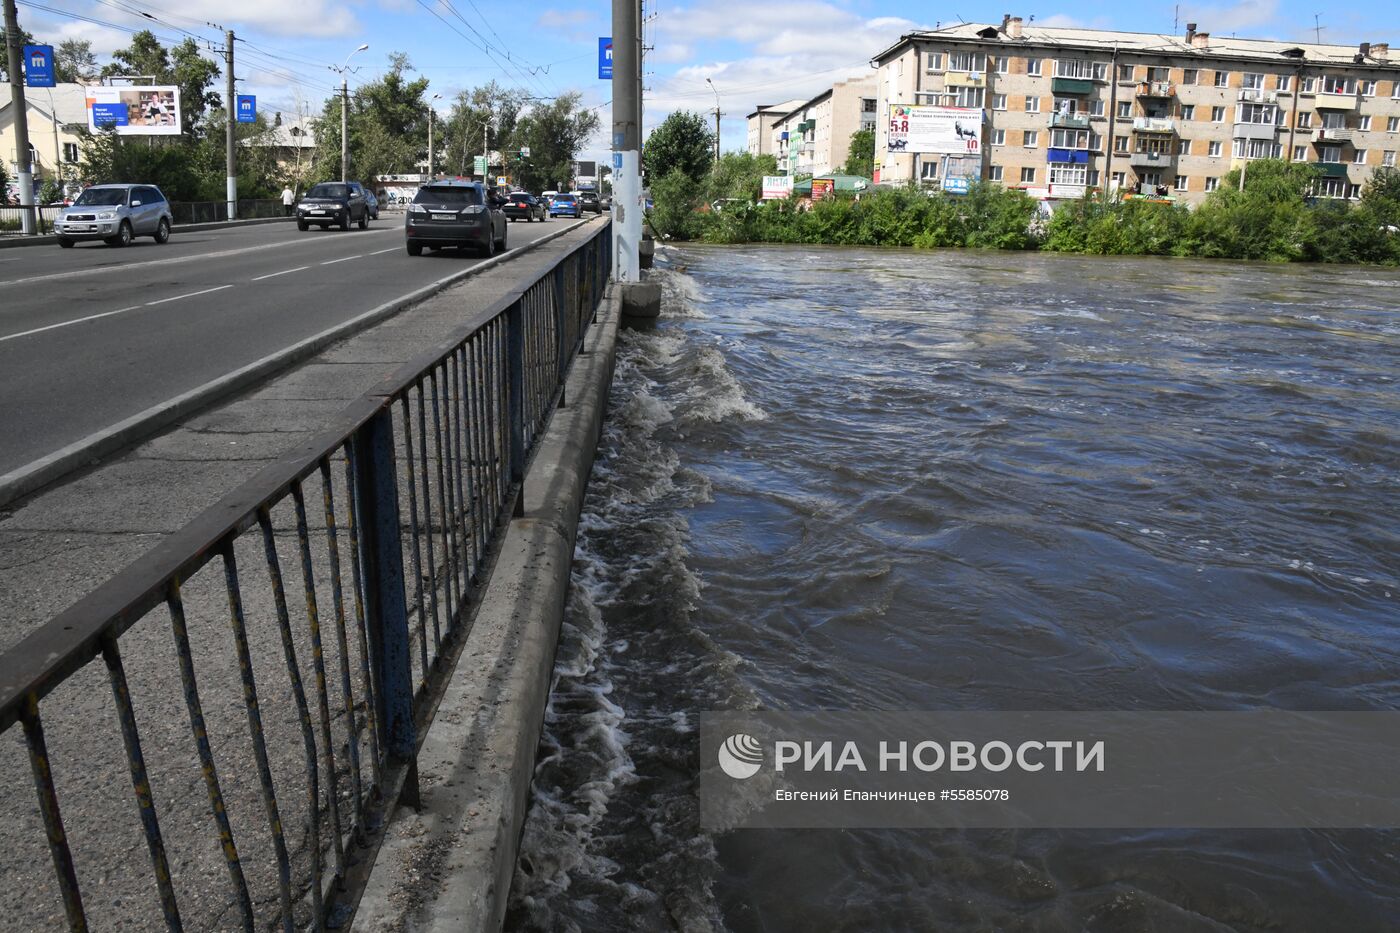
[236,95,256,123]
[598,38,613,80]
[24,45,56,88]
[91,102,128,127]
[943,176,971,194]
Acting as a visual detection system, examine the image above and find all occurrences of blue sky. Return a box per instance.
[18,0,1400,164]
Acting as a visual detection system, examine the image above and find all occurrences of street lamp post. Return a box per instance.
[428,93,442,179]
[706,77,721,162]
[333,43,369,184]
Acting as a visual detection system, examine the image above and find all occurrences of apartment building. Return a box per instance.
[747,99,805,157]
[770,77,877,178]
[871,17,1400,206]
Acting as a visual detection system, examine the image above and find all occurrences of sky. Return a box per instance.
[15,0,1400,166]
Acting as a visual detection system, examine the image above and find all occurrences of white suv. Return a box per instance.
[54,184,173,248]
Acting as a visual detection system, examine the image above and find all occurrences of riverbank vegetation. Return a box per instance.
[647,145,1400,265]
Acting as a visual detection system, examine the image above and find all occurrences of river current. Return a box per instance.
[506,244,1400,932]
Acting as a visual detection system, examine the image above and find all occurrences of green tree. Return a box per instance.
[643,111,714,183]
[312,52,429,183]
[841,129,874,178]
[55,39,97,83]
[511,92,599,192]
[0,25,36,82]
[439,81,529,177]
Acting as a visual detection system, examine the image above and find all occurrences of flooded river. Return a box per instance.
[507,245,1400,931]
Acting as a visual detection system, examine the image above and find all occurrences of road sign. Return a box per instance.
[235,95,256,124]
[520,146,531,157]
[473,155,488,175]
[598,38,613,80]
[23,45,55,88]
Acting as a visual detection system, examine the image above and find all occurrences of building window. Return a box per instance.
[1239,103,1279,124]
[994,56,1009,74]
[1182,68,1198,86]
[1384,150,1396,167]
[1211,106,1226,122]
[953,87,985,108]
[1353,149,1368,164]
[992,129,1006,145]
[1021,166,1036,184]
[1322,75,1353,94]
[1146,66,1170,82]
[989,165,1004,181]
[948,51,986,72]
[1208,140,1222,157]
[1235,139,1280,159]
[925,52,944,73]
[1293,145,1308,160]
[920,159,940,180]
[1389,116,1400,131]
[1025,96,1041,113]
[1140,171,1163,187]
[993,93,1007,110]
[1205,176,1219,192]
[1088,169,1100,186]
[1177,138,1191,155]
[1053,97,1077,114]
[1278,74,1292,91]
[1298,111,1313,128]
[1112,171,1126,189]
[1214,71,1230,87]
[1360,115,1372,131]
[1115,135,1129,152]
[1055,59,1095,79]
[1175,175,1189,191]
[1117,63,1133,81]
[1180,104,1195,120]
[1050,128,1089,148]
[1027,57,1042,76]
[1089,131,1103,149]
[1089,99,1105,116]
[1023,130,1039,147]
[1301,76,1316,93]
[1048,163,1088,185]
[1319,144,1342,163]
[1242,72,1265,90]
[62,142,79,163]
[1117,101,1132,118]
[1361,80,1377,97]
[1315,177,1347,198]
[862,98,877,113]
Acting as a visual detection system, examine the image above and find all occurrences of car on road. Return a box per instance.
[405,179,508,257]
[296,182,370,231]
[550,193,580,218]
[349,182,379,220]
[503,191,546,222]
[540,190,558,211]
[578,191,602,213]
[53,184,172,248]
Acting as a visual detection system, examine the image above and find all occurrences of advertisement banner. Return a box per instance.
[886,104,982,154]
[24,45,56,88]
[86,86,182,136]
[236,95,256,124]
[473,155,488,175]
[761,175,793,200]
[598,38,613,80]
[811,178,835,200]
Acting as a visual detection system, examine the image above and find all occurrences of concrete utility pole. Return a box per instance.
[611,0,642,281]
[4,0,37,234]
[428,92,441,178]
[706,77,721,161]
[225,29,236,220]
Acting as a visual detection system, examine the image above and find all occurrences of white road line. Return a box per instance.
[145,284,233,306]
[368,246,400,255]
[251,265,309,281]
[321,255,362,265]
[0,305,142,344]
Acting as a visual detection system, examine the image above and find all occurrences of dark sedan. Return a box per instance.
[578,191,602,213]
[502,192,546,222]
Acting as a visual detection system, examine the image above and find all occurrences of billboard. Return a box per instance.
[811,178,835,200]
[235,95,256,124]
[24,45,55,88]
[886,104,982,154]
[86,86,182,136]
[598,38,613,80]
[761,175,793,199]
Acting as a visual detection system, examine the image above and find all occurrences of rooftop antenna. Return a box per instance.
[1173,5,1178,33]
[1314,14,1323,44]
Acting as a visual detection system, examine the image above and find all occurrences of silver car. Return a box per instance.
[53,184,173,248]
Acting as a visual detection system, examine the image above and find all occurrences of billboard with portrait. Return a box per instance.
[886,104,982,154]
[86,86,182,136]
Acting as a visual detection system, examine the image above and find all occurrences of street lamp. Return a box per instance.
[428,93,442,179]
[706,77,721,162]
[332,43,369,183]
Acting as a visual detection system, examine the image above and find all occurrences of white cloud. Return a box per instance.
[536,9,593,28]
[1177,0,1281,35]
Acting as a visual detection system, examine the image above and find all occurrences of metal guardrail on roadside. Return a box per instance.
[0,220,611,931]
[1,200,285,235]
[0,205,62,234]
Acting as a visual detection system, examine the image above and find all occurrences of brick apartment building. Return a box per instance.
[750,78,878,178]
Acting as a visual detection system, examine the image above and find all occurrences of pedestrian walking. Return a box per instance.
[281,185,295,216]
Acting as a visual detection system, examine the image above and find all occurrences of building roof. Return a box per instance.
[872,22,1398,70]
[258,113,318,148]
[747,98,805,120]
[0,83,90,126]
[772,77,876,125]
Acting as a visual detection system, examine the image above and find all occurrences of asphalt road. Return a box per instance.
[0,213,584,475]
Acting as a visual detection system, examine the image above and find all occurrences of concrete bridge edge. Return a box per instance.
[351,283,622,933]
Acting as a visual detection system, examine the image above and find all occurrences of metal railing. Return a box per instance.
[169,199,285,225]
[0,219,611,931]
[0,205,63,234]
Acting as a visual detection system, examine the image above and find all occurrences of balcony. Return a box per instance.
[1131,116,1175,134]
[1237,88,1278,104]
[1128,150,1176,168]
[1233,121,1280,141]
[945,72,985,88]
[1313,127,1355,143]
[1316,162,1349,177]
[1314,91,1359,110]
[1136,80,1175,98]
[1048,112,1091,129]
[1051,77,1095,95]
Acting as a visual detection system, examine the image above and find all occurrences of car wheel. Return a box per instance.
[481,233,495,258]
[57,236,75,248]
[358,212,369,230]
[407,241,423,256]
[297,219,309,231]
[106,221,133,247]
[497,225,507,251]
[153,218,171,244]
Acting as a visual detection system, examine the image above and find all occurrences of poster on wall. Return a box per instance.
[86,86,182,135]
[811,178,835,200]
[886,104,982,154]
[762,175,793,200]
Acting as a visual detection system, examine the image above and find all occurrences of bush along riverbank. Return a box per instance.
[647,159,1400,266]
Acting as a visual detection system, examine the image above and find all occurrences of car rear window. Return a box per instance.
[309,183,348,198]
[554,195,576,203]
[415,186,482,205]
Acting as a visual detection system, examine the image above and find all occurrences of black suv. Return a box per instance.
[296,182,370,231]
[578,191,602,213]
[406,180,508,256]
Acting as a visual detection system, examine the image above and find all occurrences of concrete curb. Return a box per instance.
[351,288,619,933]
[0,213,294,249]
[0,218,600,509]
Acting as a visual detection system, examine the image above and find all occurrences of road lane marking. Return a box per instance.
[321,254,363,265]
[368,247,400,255]
[145,284,233,306]
[0,306,143,344]
[251,265,309,281]
[0,227,398,288]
